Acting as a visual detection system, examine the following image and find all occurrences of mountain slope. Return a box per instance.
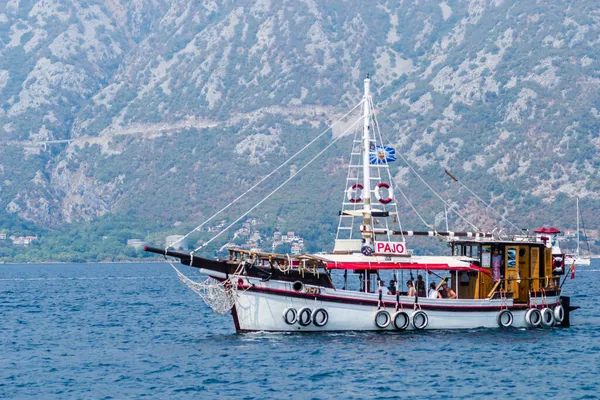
[1,0,599,258]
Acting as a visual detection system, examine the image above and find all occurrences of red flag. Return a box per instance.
[571,262,575,280]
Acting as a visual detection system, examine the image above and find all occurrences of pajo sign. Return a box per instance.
[375,241,406,255]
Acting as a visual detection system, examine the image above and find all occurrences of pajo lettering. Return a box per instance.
[375,241,406,255]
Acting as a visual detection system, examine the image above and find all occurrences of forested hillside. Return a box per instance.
[1,0,599,261]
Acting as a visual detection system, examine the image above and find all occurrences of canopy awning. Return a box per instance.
[325,261,491,275]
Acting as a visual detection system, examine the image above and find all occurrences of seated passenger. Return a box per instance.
[428,282,441,299]
[441,282,457,299]
[387,279,397,295]
[406,280,416,297]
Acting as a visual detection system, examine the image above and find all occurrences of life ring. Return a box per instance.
[312,308,329,327]
[553,305,565,323]
[297,307,312,326]
[497,309,513,328]
[392,311,410,330]
[283,307,297,325]
[346,184,363,203]
[374,310,391,328]
[525,308,542,327]
[540,307,555,327]
[412,310,428,330]
[374,182,393,204]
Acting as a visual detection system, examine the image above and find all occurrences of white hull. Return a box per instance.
[232,278,563,332]
[566,257,591,266]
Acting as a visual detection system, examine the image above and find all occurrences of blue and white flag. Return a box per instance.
[370,146,396,164]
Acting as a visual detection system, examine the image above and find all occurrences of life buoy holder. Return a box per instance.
[374,310,391,328]
[346,184,363,203]
[297,307,312,326]
[392,311,410,330]
[312,308,329,327]
[497,309,513,328]
[283,307,297,325]
[525,308,542,327]
[540,308,554,327]
[412,310,428,330]
[374,182,393,204]
[553,305,565,323]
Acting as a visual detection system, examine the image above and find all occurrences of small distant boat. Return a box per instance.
[565,198,591,267]
[145,76,577,332]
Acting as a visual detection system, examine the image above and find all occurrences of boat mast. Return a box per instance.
[361,75,373,247]
[576,197,580,257]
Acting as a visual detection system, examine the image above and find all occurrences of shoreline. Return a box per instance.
[0,259,171,265]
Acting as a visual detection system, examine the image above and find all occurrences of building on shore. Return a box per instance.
[126,239,146,251]
[166,235,187,250]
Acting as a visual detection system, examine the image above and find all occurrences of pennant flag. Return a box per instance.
[370,146,396,164]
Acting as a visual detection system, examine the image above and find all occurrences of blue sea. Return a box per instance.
[1,261,599,399]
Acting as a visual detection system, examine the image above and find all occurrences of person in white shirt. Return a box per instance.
[428,282,441,299]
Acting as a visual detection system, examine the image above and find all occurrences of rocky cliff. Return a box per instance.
[1,0,599,256]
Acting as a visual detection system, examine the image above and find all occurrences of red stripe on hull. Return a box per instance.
[239,284,529,312]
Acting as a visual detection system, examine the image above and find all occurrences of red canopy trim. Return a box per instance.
[534,227,561,234]
[326,262,491,275]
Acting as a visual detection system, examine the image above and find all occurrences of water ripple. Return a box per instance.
[1,262,599,399]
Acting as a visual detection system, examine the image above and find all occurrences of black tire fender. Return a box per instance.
[392,311,410,330]
[283,307,297,325]
[312,308,329,327]
[412,310,428,330]
[297,307,312,326]
[374,310,391,329]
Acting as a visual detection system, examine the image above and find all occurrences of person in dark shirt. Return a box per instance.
[416,275,426,297]
[387,279,397,295]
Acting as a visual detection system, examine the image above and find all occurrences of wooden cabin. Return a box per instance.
[450,239,564,302]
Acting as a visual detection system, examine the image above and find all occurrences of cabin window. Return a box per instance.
[481,245,492,268]
[507,248,517,269]
[456,244,480,259]
[452,245,459,256]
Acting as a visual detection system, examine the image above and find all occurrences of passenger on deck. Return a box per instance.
[492,249,502,282]
[441,282,457,299]
[428,282,441,299]
[387,279,397,295]
[416,275,426,297]
[406,281,416,297]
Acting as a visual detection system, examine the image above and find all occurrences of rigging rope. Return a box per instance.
[375,106,481,232]
[167,100,364,251]
[392,180,435,231]
[375,104,523,233]
[194,114,364,252]
[445,169,521,232]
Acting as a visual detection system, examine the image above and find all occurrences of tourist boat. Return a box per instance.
[565,198,591,267]
[145,76,577,332]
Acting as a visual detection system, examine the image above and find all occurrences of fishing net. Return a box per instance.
[169,262,244,315]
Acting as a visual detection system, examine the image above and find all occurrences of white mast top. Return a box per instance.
[361,75,372,246]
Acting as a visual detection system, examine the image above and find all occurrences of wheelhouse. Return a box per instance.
[449,239,565,302]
